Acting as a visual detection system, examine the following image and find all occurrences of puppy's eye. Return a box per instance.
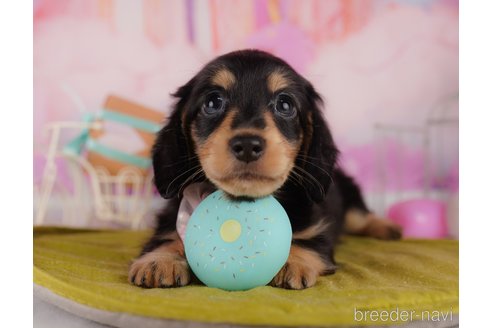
[274,94,296,118]
[202,92,224,115]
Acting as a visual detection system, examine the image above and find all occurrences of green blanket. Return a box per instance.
[33,227,458,327]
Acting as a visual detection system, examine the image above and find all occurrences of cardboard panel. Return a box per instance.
[87,95,165,176]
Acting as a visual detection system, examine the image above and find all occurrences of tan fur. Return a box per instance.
[211,68,236,90]
[267,71,290,93]
[192,111,301,198]
[192,111,235,185]
[128,232,190,288]
[344,210,402,240]
[344,209,369,233]
[293,220,330,240]
[271,245,328,289]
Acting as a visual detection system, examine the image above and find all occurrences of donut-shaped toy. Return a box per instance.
[184,190,292,291]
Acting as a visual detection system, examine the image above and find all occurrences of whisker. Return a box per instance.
[295,157,334,185]
[287,170,310,194]
[165,164,203,195]
[293,165,325,196]
[290,167,318,192]
[177,168,205,196]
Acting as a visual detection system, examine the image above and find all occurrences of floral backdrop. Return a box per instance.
[34,0,458,208]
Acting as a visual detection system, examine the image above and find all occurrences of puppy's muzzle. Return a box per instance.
[228,134,265,163]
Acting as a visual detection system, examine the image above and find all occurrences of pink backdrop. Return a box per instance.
[33,0,459,194]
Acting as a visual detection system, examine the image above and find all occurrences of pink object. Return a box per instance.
[176,183,215,241]
[387,199,448,239]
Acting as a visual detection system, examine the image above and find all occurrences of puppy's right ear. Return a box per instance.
[152,79,199,199]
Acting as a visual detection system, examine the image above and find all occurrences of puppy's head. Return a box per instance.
[153,50,337,201]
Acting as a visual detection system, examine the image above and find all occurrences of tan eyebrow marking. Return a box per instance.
[267,71,290,93]
[211,68,236,90]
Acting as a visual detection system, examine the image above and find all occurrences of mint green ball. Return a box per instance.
[184,190,292,291]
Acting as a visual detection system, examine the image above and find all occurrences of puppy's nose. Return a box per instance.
[229,135,265,163]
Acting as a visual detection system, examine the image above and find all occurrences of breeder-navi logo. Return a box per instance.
[354,307,454,323]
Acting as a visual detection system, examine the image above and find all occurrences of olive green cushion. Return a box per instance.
[33,227,458,327]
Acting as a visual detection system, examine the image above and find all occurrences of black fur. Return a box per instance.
[151,80,203,199]
[138,49,384,285]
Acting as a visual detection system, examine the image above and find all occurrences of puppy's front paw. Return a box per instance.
[270,245,330,290]
[271,262,318,289]
[128,252,190,288]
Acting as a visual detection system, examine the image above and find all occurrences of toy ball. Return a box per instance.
[183,190,292,291]
[387,199,448,239]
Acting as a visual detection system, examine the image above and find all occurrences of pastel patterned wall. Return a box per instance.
[34,0,458,199]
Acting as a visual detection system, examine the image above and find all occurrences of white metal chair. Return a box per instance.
[35,121,155,229]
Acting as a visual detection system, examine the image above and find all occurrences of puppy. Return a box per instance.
[129,50,401,290]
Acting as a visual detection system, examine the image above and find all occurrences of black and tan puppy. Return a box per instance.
[129,49,401,290]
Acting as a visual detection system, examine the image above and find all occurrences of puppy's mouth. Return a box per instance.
[207,168,288,198]
[221,171,278,183]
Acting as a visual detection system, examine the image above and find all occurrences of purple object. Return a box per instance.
[387,199,448,238]
[185,0,195,43]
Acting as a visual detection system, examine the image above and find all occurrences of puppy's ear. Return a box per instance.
[299,84,339,202]
[152,79,199,199]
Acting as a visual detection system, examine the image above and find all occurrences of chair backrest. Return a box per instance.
[36,95,165,228]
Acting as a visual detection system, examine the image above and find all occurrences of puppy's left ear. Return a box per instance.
[152,79,199,199]
[299,84,339,202]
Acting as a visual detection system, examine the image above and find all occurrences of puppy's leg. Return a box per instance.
[128,231,191,288]
[271,245,329,289]
[334,168,402,240]
[271,222,336,289]
[129,198,191,288]
[344,209,402,240]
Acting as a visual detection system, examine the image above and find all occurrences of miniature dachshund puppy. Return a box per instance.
[129,49,402,289]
